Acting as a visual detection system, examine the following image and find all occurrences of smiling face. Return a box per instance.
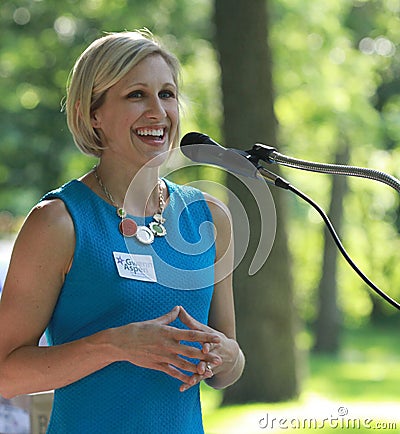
[90,54,179,169]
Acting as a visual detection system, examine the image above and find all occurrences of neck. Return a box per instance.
[94,160,162,216]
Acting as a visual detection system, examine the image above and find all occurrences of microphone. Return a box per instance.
[181,133,400,311]
[180,132,289,188]
[180,132,260,179]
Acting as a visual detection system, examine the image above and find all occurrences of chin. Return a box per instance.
[143,149,171,168]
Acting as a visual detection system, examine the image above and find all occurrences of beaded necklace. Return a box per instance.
[93,166,166,244]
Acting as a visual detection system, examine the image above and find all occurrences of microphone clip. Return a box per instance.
[246,144,278,166]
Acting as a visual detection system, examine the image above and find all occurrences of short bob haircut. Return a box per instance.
[66,30,181,157]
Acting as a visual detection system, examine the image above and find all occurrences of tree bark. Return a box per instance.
[313,144,349,353]
[213,0,300,402]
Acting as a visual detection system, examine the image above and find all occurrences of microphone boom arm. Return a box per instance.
[179,131,400,310]
[250,143,400,194]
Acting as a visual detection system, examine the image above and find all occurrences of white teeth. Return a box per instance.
[137,128,164,137]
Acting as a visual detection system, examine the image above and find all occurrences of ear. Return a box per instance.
[90,110,101,128]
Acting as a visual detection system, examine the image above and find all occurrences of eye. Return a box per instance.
[159,89,176,99]
[127,90,143,99]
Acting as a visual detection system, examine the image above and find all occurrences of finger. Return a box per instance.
[196,360,207,375]
[205,363,214,377]
[180,368,214,393]
[152,306,180,325]
[178,306,212,332]
[174,328,220,345]
[180,374,201,392]
[175,343,221,366]
[173,355,207,374]
[161,363,195,384]
[196,360,216,376]
[164,363,211,389]
[180,378,198,392]
[202,342,212,354]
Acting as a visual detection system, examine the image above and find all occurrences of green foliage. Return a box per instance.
[2,0,400,326]
[0,0,219,217]
[270,0,400,324]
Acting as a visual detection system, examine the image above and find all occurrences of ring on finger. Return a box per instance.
[206,363,213,375]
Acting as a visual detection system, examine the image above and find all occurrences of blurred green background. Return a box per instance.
[1,0,400,432]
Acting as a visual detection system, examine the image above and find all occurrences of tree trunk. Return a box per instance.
[213,0,300,403]
[313,144,349,353]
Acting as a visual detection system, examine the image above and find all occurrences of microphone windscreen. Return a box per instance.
[180,132,219,147]
[180,132,260,179]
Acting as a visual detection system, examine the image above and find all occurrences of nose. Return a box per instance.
[145,95,167,119]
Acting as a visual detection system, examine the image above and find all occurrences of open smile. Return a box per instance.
[135,127,166,143]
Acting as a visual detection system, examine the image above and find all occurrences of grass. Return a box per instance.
[200,324,400,433]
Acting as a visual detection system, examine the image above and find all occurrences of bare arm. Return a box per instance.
[0,199,221,399]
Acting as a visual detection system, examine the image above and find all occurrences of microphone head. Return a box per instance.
[180,132,224,165]
[179,132,259,179]
[180,132,220,148]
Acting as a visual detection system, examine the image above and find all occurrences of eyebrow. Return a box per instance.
[125,81,177,89]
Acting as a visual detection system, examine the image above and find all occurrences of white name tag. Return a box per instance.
[113,252,157,282]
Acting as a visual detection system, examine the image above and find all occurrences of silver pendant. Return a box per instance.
[135,226,155,244]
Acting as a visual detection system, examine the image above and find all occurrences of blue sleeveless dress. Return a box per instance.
[42,179,215,434]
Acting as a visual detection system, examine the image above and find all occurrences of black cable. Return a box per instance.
[255,164,400,310]
[287,183,400,311]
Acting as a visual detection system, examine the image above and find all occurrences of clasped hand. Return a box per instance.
[115,306,225,391]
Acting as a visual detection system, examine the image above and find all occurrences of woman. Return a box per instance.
[0,31,244,433]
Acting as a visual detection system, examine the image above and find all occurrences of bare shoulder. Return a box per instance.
[29,197,73,226]
[17,199,74,247]
[25,198,73,236]
[12,198,75,278]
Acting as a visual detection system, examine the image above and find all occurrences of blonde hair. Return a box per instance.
[66,30,181,157]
